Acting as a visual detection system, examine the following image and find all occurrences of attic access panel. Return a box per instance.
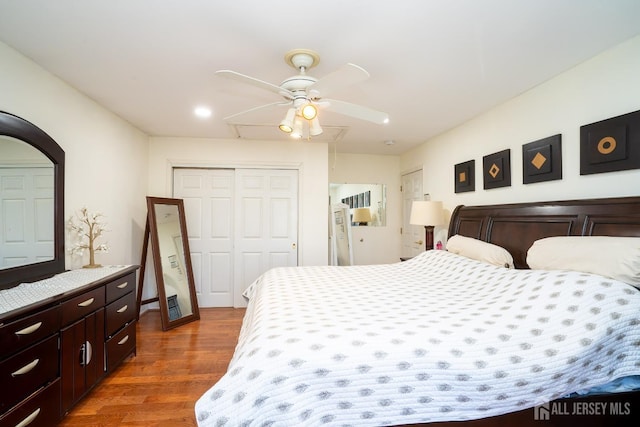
[229,124,347,143]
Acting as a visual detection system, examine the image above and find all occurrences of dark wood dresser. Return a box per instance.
[0,265,138,426]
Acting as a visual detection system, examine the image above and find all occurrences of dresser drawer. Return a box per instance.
[0,305,60,360]
[105,291,136,338]
[106,271,136,304]
[0,334,59,413]
[105,320,136,373]
[61,287,105,327]
[0,377,60,427]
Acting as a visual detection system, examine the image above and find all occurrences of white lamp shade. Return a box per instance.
[410,201,444,226]
[352,208,372,223]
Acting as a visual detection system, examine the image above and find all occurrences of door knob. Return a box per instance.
[414,240,423,245]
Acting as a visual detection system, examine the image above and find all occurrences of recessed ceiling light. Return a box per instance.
[194,106,212,119]
[384,140,395,146]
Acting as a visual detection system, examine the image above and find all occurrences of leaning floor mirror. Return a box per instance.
[138,196,200,331]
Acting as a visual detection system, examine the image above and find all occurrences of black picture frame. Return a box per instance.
[522,134,562,184]
[580,109,640,175]
[483,149,511,190]
[454,159,475,193]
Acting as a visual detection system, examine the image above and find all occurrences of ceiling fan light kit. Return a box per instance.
[216,48,389,140]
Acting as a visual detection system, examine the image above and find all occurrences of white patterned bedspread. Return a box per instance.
[195,250,640,426]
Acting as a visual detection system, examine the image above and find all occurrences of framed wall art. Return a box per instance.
[522,134,562,184]
[483,149,511,190]
[580,109,640,175]
[454,159,475,193]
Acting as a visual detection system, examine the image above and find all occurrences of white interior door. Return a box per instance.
[401,169,424,258]
[174,168,235,307]
[0,167,54,267]
[173,168,298,308]
[234,169,298,307]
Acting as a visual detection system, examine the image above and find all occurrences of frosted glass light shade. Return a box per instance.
[279,108,296,133]
[301,103,318,120]
[309,117,323,136]
[290,117,304,139]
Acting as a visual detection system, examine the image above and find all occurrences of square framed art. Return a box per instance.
[483,149,511,190]
[580,109,640,175]
[454,160,475,193]
[522,134,562,184]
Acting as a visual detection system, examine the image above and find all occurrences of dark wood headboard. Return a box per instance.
[448,196,640,269]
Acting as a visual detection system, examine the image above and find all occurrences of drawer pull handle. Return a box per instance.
[117,304,128,313]
[11,359,40,377]
[117,282,129,289]
[78,297,95,307]
[15,407,40,427]
[118,335,129,345]
[15,322,42,336]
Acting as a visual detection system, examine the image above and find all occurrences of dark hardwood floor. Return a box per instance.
[59,308,246,427]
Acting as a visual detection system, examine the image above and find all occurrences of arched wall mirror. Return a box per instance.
[140,196,200,331]
[0,111,65,290]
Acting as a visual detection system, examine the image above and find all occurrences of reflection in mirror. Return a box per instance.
[0,136,55,269]
[145,197,200,331]
[0,111,64,290]
[329,203,353,266]
[329,183,386,226]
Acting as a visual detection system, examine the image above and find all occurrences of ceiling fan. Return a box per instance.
[216,49,389,138]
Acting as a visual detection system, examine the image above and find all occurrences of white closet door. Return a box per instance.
[401,169,424,258]
[0,167,54,267]
[174,168,235,307]
[234,169,298,307]
[173,168,298,308]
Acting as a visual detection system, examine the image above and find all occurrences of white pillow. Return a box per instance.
[446,234,514,268]
[526,236,640,287]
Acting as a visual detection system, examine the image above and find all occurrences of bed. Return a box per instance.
[195,196,640,426]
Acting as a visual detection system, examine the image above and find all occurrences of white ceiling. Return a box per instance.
[1,0,639,155]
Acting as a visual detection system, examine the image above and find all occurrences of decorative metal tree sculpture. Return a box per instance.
[67,207,109,268]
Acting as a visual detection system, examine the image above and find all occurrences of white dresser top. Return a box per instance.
[0,265,132,315]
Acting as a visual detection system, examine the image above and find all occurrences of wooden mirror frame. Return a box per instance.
[0,111,65,289]
[144,196,200,331]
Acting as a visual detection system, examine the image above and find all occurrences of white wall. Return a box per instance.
[329,153,401,264]
[400,35,640,244]
[147,136,329,267]
[0,41,149,270]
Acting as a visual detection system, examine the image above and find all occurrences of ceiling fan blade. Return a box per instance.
[322,98,389,125]
[216,70,293,98]
[223,101,291,121]
[308,63,370,98]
